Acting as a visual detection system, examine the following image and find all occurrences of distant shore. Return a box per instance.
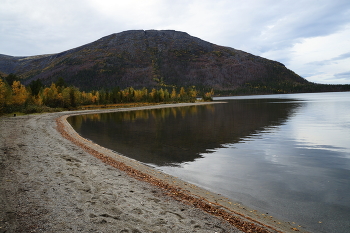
[1,102,304,232]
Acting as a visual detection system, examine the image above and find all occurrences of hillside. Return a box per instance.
[0,30,310,91]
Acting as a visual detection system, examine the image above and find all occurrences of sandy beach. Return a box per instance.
[1,103,303,233]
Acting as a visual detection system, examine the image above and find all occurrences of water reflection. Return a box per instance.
[68,92,350,233]
[68,99,301,166]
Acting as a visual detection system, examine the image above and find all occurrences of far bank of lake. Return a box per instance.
[68,92,350,233]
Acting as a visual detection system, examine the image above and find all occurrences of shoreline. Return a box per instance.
[1,102,305,232]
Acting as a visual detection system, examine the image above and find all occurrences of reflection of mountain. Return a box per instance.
[68,99,301,166]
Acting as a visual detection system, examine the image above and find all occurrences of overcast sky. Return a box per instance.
[1,0,350,84]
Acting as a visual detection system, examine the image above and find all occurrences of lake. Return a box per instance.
[68,92,350,233]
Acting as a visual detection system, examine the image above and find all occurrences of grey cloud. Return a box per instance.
[307,60,329,66]
[331,52,350,61]
[215,0,350,70]
[248,1,350,54]
[307,51,350,66]
[0,0,110,56]
[334,71,350,78]
[291,2,350,38]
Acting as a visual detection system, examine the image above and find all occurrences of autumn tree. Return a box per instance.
[134,89,144,102]
[1,78,201,114]
[179,87,187,100]
[33,94,43,106]
[158,88,165,102]
[81,91,94,105]
[0,78,6,104]
[0,78,11,111]
[91,91,99,104]
[42,83,62,107]
[170,88,177,100]
[11,80,28,105]
[188,86,197,99]
[61,87,73,108]
[149,88,158,102]
[202,89,214,101]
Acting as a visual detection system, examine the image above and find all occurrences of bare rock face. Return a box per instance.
[0,30,308,90]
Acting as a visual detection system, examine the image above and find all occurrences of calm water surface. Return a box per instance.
[68,92,350,233]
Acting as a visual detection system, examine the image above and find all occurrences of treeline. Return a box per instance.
[215,81,350,96]
[0,76,213,115]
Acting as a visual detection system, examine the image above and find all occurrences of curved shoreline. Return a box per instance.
[1,102,305,232]
[57,102,305,233]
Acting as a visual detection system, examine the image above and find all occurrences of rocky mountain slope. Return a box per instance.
[0,30,308,91]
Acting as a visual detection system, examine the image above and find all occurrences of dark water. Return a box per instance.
[68,92,350,233]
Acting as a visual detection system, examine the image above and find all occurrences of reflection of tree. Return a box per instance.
[76,105,203,123]
[70,99,300,166]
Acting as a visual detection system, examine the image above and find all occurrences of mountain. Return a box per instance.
[0,30,308,91]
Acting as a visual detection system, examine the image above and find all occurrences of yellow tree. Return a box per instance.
[33,94,43,106]
[11,80,28,105]
[203,89,214,101]
[149,88,157,102]
[0,78,10,110]
[74,88,82,106]
[62,86,80,107]
[158,88,165,102]
[61,87,71,107]
[81,91,93,105]
[188,86,197,99]
[170,88,177,100]
[179,87,186,100]
[134,89,143,102]
[43,83,62,107]
[92,91,99,104]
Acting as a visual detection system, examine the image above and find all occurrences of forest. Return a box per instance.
[214,80,350,96]
[0,75,213,115]
[1,72,348,115]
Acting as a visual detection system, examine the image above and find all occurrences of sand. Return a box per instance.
[0,103,305,233]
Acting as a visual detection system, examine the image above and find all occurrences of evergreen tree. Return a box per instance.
[29,79,43,96]
[5,73,19,85]
[69,87,76,107]
[56,77,67,88]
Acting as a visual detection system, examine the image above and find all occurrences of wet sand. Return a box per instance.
[0,103,305,232]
